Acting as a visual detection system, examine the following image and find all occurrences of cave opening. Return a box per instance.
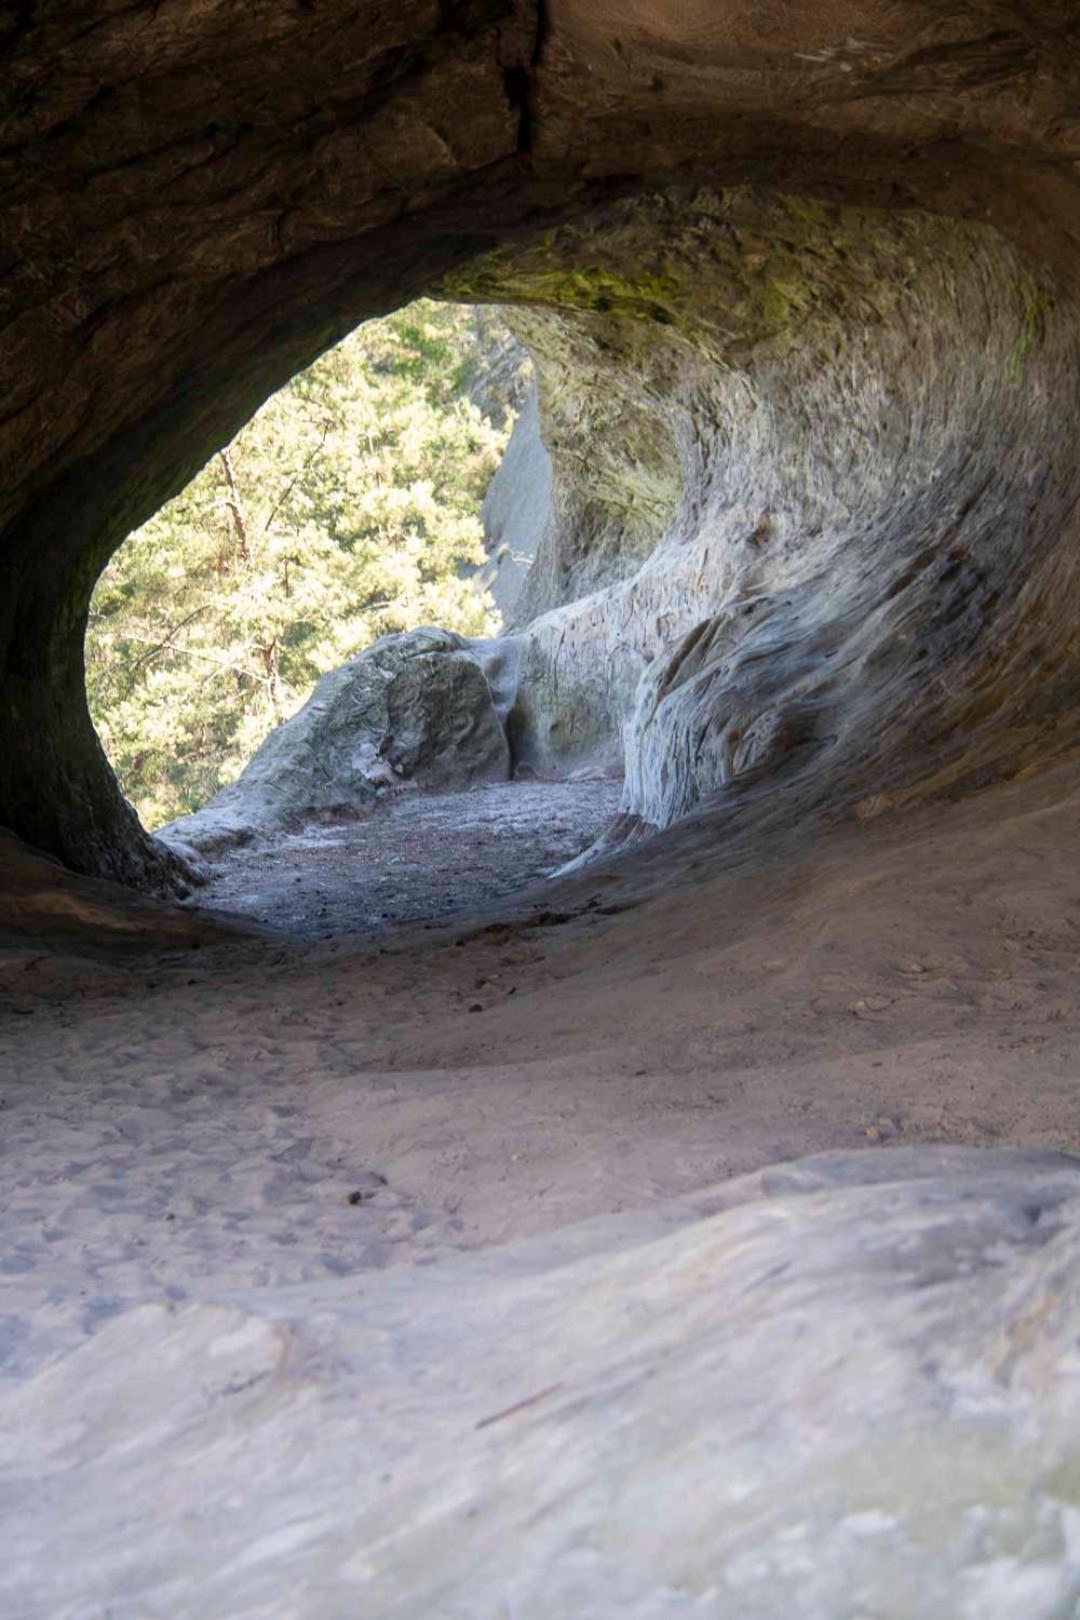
[7,5,1080,1605]
[87,300,524,835]
[12,182,1080,929]
[84,296,622,937]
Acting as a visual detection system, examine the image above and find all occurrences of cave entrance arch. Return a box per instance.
[3,2,1080,892]
[84,298,622,936]
[86,300,528,835]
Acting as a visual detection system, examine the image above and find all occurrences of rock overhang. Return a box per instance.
[3,1,1080,884]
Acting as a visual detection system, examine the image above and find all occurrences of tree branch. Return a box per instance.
[260,419,331,541]
[218,448,252,565]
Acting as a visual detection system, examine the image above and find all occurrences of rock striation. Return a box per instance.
[7,16,1080,1615]
[444,189,1080,851]
[5,1146,1080,1619]
[161,186,1080,868]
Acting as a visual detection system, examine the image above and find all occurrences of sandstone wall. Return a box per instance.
[443,191,1080,846]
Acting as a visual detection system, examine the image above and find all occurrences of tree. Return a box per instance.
[87,300,510,828]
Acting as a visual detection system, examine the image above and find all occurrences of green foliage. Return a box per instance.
[87,301,507,829]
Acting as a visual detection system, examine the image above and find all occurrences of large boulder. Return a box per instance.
[4,1147,1080,1618]
[159,628,511,855]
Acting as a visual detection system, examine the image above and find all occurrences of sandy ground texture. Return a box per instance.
[2,764,1080,1381]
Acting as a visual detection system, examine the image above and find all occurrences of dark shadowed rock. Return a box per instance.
[4,1,1080,882]
[6,13,1080,1617]
[0,828,258,951]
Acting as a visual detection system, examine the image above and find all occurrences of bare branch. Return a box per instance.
[218,448,252,565]
[260,418,332,541]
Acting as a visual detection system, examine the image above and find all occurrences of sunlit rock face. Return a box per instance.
[478,386,552,625]
[444,189,1080,842]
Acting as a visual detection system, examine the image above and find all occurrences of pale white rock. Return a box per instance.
[3,1147,1080,1619]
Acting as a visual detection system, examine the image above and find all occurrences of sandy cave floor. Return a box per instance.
[2,764,1080,1381]
[193,778,624,937]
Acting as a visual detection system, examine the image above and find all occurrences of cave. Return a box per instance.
[4,4,1080,1614]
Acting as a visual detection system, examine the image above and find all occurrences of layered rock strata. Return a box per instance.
[441,190,1080,847]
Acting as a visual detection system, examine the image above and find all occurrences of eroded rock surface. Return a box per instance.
[4,1147,1080,1619]
[6,14,1080,1617]
[442,189,1080,847]
[0,828,256,953]
[161,628,511,855]
[161,186,1080,865]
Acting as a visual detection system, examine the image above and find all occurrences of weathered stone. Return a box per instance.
[4,1146,1080,1618]
[0,827,253,951]
[446,190,1080,843]
[160,628,510,855]
[7,20,1080,1620]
